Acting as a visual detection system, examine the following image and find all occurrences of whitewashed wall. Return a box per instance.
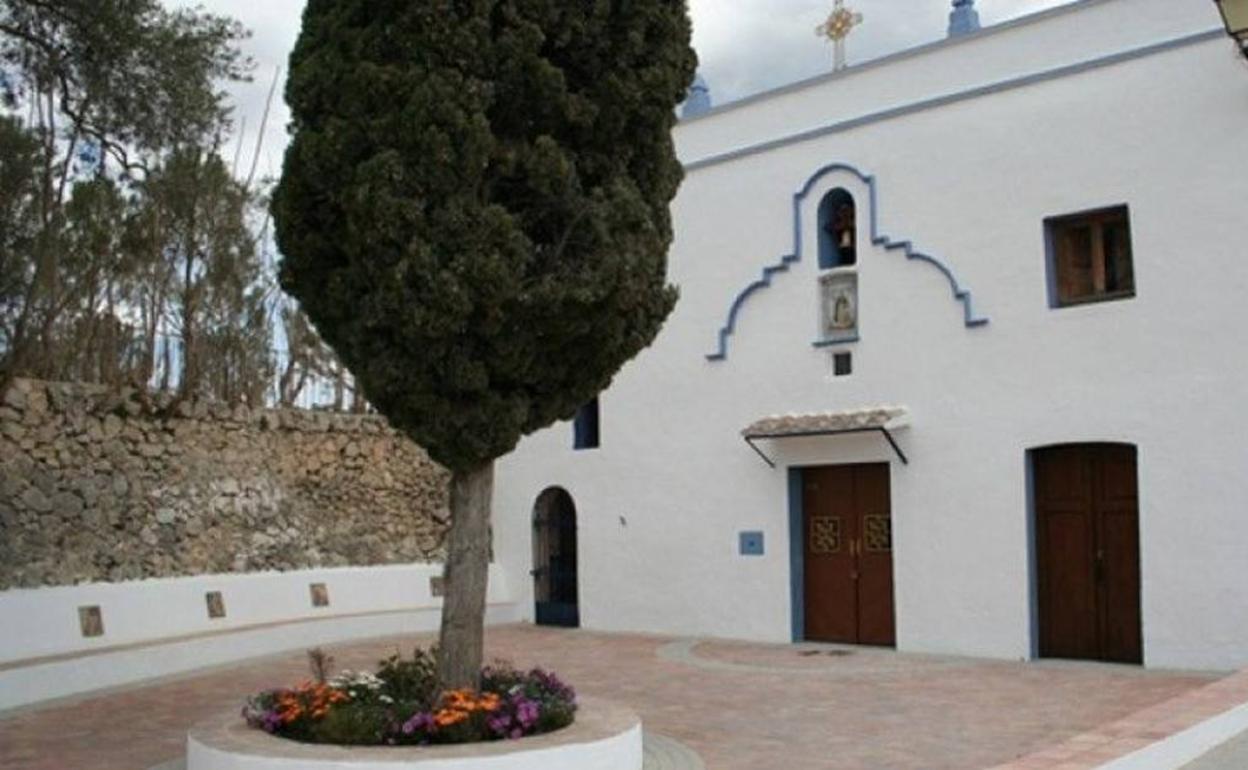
[0,564,518,710]
[493,0,1248,671]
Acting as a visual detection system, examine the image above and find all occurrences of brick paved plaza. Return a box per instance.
[2,624,1245,769]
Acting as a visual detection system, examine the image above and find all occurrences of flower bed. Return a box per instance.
[188,697,641,770]
[241,648,576,747]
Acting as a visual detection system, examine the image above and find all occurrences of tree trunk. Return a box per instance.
[332,366,345,411]
[436,460,494,690]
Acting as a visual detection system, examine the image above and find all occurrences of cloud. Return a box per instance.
[179,0,1072,176]
[688,0,1070,107]
[168,0,303,185]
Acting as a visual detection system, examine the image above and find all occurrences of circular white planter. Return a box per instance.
[186,697,642,770]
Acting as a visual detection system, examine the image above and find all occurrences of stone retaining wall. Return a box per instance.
[0,379,449,589]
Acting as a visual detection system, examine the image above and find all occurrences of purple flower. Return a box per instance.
[516,699,540,728]
[401,711,435,736]
[262,712,282,733]
[527,669,576,703]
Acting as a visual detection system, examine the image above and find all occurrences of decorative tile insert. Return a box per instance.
[429,576,445,597]
[810,516,842,554]
[78,605,104,637]
[819,271,859,344]
[739,531,765,556]
[864,515,892,552]
[205,591,226,619]
[309,582,330,608]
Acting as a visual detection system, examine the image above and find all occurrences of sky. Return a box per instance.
[174,0,1071,182]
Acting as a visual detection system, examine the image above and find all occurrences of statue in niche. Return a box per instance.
[832,293,854,329]
[820,272,858,340]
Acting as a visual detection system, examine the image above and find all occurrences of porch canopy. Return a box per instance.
[741,406,910,467]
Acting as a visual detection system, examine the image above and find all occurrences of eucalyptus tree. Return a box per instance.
[0,0,251,383]
[134,147,270,400]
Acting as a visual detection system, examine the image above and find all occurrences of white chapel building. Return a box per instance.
[493,0,1248,672]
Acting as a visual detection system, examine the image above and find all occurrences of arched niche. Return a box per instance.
[817,188,857,270]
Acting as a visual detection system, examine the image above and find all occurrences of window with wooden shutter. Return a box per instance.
[1046,206,1136,307]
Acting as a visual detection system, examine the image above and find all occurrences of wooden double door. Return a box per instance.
[1034,444,1141,664]
[802,463,895,646]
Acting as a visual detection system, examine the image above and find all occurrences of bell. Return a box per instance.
[840,228,853,249]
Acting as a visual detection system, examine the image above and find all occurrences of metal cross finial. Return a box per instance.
[816,0,864,71]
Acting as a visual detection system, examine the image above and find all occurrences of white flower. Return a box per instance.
[329,670,384,691]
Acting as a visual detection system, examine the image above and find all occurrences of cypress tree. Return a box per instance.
[273,0,695,687]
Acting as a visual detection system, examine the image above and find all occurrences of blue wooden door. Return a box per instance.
[533,489,579,628]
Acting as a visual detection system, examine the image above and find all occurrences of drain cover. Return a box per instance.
[798,649,854,658]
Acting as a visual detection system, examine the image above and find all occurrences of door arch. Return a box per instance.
[1031,443,1141,664]
[532,487,579,628]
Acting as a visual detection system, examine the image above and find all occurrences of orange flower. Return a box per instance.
[272,682,349,724]
[477,693,501,712]
[434,708,468,727]
[436,688,502,715]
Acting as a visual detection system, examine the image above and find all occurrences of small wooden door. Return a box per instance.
[1034,444,1141,664]
[533,488,579,628]
[803,463,895,646]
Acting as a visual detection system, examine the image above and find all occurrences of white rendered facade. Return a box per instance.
[493,0,1248,671]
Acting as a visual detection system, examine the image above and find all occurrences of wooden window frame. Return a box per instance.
[572,398,599,451]
[1044,205,1136,309]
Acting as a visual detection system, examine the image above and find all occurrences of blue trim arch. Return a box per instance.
[705,163,989,362]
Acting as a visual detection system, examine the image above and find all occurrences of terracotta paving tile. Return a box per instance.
[0,625,1234,770]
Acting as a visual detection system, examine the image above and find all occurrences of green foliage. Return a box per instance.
[377,646,440,708]
[0,0,272,400]
[0,115,41,338]
[312,701,392,746]
[138,148,272,401]
[0,0,252,168]
[53,176,129,380]
[0,125,273,399]
[274,0,697,471]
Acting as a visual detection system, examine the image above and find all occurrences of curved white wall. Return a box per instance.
[0,564,518,711]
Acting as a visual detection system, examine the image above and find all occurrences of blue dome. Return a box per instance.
[948,0,981,38]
